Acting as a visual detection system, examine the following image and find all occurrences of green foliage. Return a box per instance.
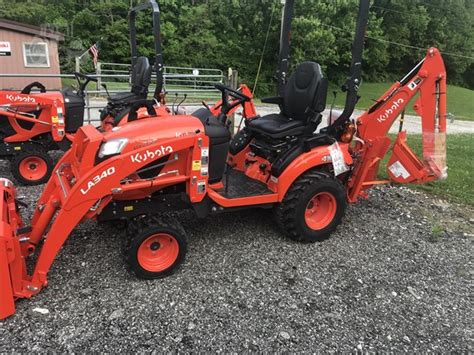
[0,0,473,95]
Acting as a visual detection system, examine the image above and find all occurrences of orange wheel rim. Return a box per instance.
[304,192,337,230]
[137,233,179,272]
[18,156,47,181]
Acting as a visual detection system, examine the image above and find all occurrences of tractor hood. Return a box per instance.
[103,115,204,145]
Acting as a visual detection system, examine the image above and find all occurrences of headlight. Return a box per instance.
[98,138,128,158]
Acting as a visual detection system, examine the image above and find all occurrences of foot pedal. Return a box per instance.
[15,198,28,209]
[16,226,32,235]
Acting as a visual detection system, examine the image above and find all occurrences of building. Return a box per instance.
[0,19,65,90]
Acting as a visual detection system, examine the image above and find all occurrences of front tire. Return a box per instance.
[11,150,54,185]
[127,217,187,279]
[275,170,347,243]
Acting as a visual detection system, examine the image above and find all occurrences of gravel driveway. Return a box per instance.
[0,161,472,352]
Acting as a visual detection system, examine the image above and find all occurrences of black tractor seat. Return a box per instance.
[107,92,144,105]
[247,61,328,139]
[100,56,153,122]
[245,113,305,139]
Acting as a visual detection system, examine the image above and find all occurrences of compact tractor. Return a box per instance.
[0,0,447,319]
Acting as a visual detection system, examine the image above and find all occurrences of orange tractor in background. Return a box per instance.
[0,0,447,320]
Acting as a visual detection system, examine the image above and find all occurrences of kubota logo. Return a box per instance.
[377,98,404,123]
[6,94,36,103]
[81,167,116,195]
[131,146,173,164]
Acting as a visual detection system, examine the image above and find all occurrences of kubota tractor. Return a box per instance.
[0,0,447,320]
[0,73,98,185]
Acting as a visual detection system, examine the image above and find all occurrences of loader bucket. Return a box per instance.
[0,179,19,320]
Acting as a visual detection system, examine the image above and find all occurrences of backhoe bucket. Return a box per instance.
[0,179,21,320]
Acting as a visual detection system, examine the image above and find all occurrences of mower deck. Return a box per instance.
[218,168,273,199]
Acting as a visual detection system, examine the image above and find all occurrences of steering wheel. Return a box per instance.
[21,82,47,94]
[214,83,251,119]
[74,72,98,96]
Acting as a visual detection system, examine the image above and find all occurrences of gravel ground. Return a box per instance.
[0,159,472,352]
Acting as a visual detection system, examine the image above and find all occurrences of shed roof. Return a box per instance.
[0,19,65,41]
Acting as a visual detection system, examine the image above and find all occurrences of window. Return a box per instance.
[23,42,50,67]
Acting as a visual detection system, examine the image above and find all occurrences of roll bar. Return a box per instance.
[323,0,371,136]
[129,0,164,99]
[277,0,295,97]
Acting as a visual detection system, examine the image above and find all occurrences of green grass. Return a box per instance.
[378,133,474,205]
[327,82,474,121]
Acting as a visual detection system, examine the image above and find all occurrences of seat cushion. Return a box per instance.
[108,92,144,105]
[247,114,305,139]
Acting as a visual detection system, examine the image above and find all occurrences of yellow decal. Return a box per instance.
[14,146,21,151]
[192,160,202,171]
[124,206,134,212]
[52,116,59,124]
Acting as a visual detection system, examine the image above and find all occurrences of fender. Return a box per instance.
[276,143,352,201]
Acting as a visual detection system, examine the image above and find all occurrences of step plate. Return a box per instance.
[218,168,273,199]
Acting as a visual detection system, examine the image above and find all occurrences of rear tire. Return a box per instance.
[127,216,187,279]
[275,170,347,243]
[11,150,54,185]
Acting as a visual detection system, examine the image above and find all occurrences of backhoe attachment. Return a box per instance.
[348,48,448,202]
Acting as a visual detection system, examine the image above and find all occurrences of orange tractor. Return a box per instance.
[0,0,447,319]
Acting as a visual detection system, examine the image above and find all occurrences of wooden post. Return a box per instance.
[75,57,80,73]
[96,62,102,91]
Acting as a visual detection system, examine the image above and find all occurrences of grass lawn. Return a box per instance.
[379,133,474,205]
[328,82,474,121]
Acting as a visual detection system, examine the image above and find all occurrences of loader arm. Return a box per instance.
[348,48,447,202]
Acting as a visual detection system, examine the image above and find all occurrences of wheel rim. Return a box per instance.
[304,192,337,230]
[19,156,47,181]
[137,233,179,272]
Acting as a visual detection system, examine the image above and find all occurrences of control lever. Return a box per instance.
[175,94,187,115]
[101,83,111,99]
[172,93,179,115]
[202,101,211,111]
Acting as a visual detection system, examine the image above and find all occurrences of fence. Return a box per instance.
[1,63,233,123]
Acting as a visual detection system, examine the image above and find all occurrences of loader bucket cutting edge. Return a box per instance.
[0,180,19,320]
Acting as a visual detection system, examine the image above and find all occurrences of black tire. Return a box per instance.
[275,170,347,243]
[10,150,54,186]
[126,216,187,279]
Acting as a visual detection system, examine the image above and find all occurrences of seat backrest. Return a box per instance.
[131,56,152,96]
[282,61,328,122]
